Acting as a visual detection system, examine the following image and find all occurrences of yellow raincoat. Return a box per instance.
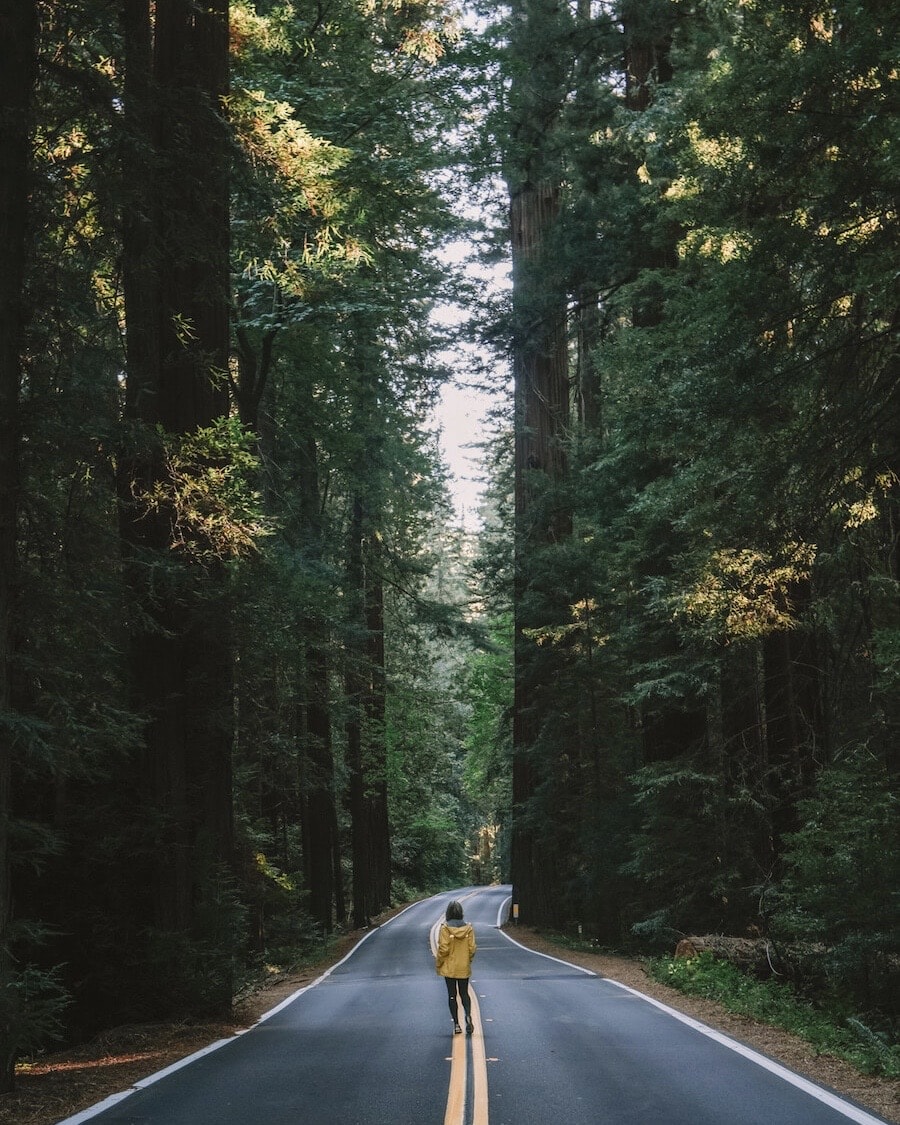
[435,921,476,979]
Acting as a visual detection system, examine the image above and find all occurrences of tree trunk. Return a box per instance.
[575,286,602,431]
[623,0,674,113]
[506,0,571,926]
[345,494,391,928]
[364,533,391,911]
[762,592,821,845]
[120,0,234,1016]
[302,643,338,930]
[0,0,37,1092]
[346,496,371,928]
[621,1,706,772]
[510,181,571,528]
[296,430,342,932]
[573,0,602,433]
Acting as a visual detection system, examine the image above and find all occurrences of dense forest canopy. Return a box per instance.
[0,0,897,1087]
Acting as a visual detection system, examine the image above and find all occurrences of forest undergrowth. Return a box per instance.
[649,952,900,1080]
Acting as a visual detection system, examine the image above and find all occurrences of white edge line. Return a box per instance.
[498,925,596,976]
[53,900,424,1125]
[132,1039,235,1088]
[496,895,512,930]
[53,1091,134,1125]
[606,980,890,1125]
[497,924,889,1125]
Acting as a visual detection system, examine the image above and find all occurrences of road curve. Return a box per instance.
[60,885,892,1125]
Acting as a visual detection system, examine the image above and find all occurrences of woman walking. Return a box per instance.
[435,900,477,1035]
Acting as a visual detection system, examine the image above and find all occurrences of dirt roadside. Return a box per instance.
[2,919,897,1125]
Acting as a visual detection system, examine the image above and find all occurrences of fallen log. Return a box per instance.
[674,935,782,977]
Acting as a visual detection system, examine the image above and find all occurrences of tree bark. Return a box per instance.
[509,176,570,926]
[0,0,37,1093]
[364,533,391,911]
[345,493,391,928]
[506,0,571,926]
[575,286,602,430]
[573,0,602,433]
[301,643,339,930]
[120,0,234,1015]
[297,429,342,932]
[622,0,674,113]
[762,592,821,844]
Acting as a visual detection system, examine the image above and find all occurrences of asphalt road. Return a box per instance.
[62,885,891,1125]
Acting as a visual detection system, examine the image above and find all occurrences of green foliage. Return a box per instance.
[675,543,817,643]
[0,963,70,1078]
[461,615,513,856]
[392,803,468,892]
[774,752,900,1017]
[384,519,478,895]
[777,754,899,945]
[872,626,900,691]
[4,0,473,1055]
[650,953,900,1077]
[137,419,271,561]
[625,759,773,943]
[144,863,248,1019]
[239,851,326,966]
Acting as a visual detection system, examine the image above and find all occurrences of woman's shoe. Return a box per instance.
[453,1023,462,1034]
[465,1017,474,1035]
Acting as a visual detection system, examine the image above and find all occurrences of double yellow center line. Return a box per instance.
[443,987,488,1125]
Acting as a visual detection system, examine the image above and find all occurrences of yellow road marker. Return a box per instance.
[444,1023,467,1125]
[442,987,489,1125]
[469,989,489,1125]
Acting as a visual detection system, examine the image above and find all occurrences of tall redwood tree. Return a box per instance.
[0,0,37,1087]
[120,0,235,1015]
[505,0,572,924]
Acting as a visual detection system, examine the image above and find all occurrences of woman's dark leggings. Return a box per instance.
[444,977,471,1022]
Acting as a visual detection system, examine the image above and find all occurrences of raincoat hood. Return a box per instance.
[446,921,474,937]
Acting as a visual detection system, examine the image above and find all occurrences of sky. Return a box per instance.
[435,368,490,530]
[430,239,509,531]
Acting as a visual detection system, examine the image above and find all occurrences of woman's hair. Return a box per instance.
[445,900,464,921]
